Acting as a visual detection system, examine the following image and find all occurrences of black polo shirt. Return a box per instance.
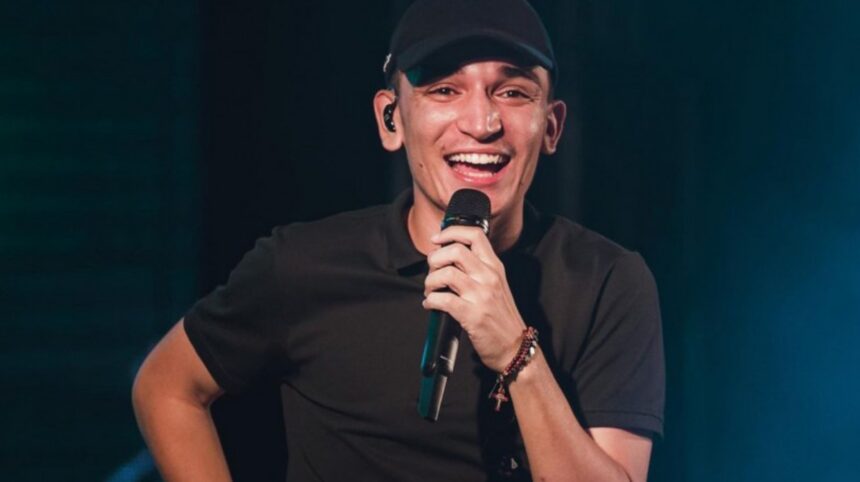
[184,189,664,481]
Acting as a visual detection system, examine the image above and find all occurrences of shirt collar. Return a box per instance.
[385,188,545,273]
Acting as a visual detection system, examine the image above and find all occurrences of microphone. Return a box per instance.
[418,188,490,421]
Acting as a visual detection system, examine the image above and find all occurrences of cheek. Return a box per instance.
[403,106,457,161]
[403,106,458,171]
[506,108,546,144]
[516,111,546,186]
[406,103,458,139]
[527,110,544,137]
[424,107,458,126]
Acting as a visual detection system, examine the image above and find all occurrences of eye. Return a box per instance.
[428,86,456,96]
[499,89,531,100]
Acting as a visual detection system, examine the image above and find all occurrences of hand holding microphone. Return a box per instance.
[418,189,529,421]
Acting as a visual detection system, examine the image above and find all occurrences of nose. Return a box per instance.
[456,92,502,140]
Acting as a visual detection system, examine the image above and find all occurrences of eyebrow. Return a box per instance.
[499,65,542,85]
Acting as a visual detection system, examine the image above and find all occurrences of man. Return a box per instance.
[132,1,664,481]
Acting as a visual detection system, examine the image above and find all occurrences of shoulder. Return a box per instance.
[272,203,389,247]
[536,214,648,278]
[263,202,393,272]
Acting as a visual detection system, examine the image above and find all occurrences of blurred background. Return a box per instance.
[2,1,858,481]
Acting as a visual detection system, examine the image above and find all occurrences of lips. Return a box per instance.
[444,153,511,178]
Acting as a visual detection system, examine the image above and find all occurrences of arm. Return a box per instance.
[423,226,655,481]
[132,319,231,482]
[508,349,652,481]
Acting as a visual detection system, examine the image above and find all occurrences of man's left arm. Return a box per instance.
[507,348,652,481]
[423,226,658,482]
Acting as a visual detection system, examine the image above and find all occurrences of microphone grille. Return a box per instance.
[446,189,490,220]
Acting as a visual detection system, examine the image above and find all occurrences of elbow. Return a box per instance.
[131,361,153,418]
[131,353,167,420]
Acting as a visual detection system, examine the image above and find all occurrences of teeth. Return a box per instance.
[447,153,505,165]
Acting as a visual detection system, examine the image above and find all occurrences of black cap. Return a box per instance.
[383,0,556,86]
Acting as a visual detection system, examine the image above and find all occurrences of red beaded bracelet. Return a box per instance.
[489,327,539,411]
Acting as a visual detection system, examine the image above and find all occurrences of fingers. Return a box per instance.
[426,225,507,299]
[422,290,470,320]
[424,265,477,297]
[427,242,484,273]
[427,242,505,293]
[423,227,526,372]
[431,226,500,268]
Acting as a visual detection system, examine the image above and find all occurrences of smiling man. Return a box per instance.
[377,57,563,256]
[133,1,664,481]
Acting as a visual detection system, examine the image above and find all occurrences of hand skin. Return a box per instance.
[132,319,231,482]
[422,225,653,482]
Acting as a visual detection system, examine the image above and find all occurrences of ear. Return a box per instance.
[373,89,403,152]
[541,99,567,155]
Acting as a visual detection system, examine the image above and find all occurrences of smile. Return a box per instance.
[444,153,511,180]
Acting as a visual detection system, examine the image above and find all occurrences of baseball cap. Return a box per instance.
[383,0,557,86]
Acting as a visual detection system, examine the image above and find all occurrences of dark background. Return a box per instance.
[2,1,858,481]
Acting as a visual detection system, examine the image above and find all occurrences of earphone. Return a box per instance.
[383,103,397,132]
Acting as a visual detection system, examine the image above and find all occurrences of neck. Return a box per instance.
[407,192,524,256]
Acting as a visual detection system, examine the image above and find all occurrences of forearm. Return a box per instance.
[508,349,632,482]
[132,386,232,482]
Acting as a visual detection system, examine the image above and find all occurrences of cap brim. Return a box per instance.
[395,29,555,77]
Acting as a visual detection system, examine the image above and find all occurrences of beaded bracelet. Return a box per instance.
[489,327,539,411]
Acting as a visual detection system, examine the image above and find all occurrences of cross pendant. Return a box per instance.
[492,390,509,411]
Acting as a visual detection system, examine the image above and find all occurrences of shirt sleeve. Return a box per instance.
[183,229,286,394]
[571,251,666,438]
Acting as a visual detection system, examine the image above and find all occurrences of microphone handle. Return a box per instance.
[418,310,461,421]
[417,210,490,422]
